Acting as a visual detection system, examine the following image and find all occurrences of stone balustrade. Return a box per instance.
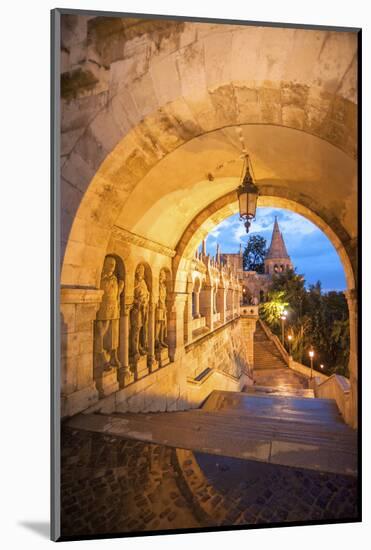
[312,374,352,426]
[288,358,328,382]
[240,305,260,317]
[60,240,247,418]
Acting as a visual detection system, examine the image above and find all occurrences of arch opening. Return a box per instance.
[174,194,355,294]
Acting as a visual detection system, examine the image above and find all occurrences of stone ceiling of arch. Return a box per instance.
[61,16,358,287]
[113,124,356,248]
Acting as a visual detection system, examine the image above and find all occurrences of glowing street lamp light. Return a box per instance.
[320,364,324,370]
[309,348,315,379]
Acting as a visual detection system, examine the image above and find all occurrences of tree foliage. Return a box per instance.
[263,268,350,376]
[259,290,288,327]
[243,235,267,273]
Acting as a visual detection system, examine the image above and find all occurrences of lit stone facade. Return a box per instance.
[264,217,294,275]
[220,217,293,305]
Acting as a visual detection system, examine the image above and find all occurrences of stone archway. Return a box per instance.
[60,17,357,289]
[60,16,358,426]
[172,191,357,427]
[61,126,358,426]
[173,192,356,291]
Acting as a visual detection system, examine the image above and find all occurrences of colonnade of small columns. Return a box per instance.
[184,246,242,345]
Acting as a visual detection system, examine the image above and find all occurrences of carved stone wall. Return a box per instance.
[61,288,103,417]
[82,317,254,416]
[185,319,252,383]
[60,233,254,418]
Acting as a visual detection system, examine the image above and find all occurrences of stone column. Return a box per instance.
[217,287,226,324]
[168,293,187,362]
[213,286,218,314]
[345,288,358,428]
[200,285,214,331]
[240,314,258,369]
[225,287,231,320]
[148,299,159,372]
[184,282,193,344]
[236,288,241,316]
[194,290,200,318]
[118,304,134,387]
[60,288,103,417]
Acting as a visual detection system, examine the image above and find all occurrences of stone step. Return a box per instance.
[253,323,309,393]
[67,390,357,476]
[254,363,288,370]
[202,390,339,416]
[254,343,281,351]
[254,356,286,361]
[254,351,286,357]
[246,384,315,399]
[254,358,284,362]
[254,362,285,366]
[254,356,284,360]
[254,350,283,356]
[253,374,309,389]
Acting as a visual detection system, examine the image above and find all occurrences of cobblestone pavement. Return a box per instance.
[195,453,358,525]
[61,428,200,537]
[61,427,359,538]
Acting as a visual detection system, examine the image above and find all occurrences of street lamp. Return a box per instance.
[237,155,259,234]
[287,334,292,356]
[280,310,287,346]
[309,348,314,379]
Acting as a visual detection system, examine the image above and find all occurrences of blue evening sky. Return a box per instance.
[201,207,346,292]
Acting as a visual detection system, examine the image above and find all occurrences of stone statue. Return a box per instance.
[130,264,150,359]
[250,295,259,306]
[155,269,168,349]
[95,256,125,371]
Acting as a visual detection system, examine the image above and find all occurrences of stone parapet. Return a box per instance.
[60,287,104,417]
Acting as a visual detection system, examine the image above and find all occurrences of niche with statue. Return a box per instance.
[129,263,152,379]
[155,268,171,367]
[94,254,125,397]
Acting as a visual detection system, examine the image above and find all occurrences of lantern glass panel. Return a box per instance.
[238,192,248,218]
[247,192,258,218]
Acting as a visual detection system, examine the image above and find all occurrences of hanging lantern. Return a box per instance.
[237,155,259,233]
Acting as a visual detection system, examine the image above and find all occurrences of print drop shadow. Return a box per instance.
[18,521,49,539]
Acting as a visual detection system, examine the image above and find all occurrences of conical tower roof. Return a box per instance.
[266,217,290,259]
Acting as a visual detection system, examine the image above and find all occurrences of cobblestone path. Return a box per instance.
[61,428,200,537]
[195,453,358,525]
[61,427,358,539]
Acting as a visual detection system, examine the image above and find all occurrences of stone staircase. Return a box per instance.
[249,321,314,398]
[64,318,358,531]
[66,322,356,478]
[68,389,357,477]
[63,393,358,534]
